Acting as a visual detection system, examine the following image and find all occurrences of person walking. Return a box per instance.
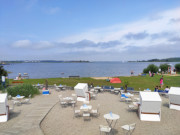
[1,76,6,88]
[131,70,134,76]
[160,76,164,88]
[149,71,151,77]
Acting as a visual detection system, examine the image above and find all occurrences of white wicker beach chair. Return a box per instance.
[12,97,21,106]
[23,98,30,104]
[13,100,21,106]
[121,123,136,135]
[95,89,99,94]
[120,96,126,102]
[114,90,119,95]
[56,87,60,92]
[83,112,91,121]
[110,89,114,93]
[90,89,95,92]
[70,100,76,107]
[99,125,111,135]
[59,98,67,107]
[133,98,140,102]
[9,103,14,112]
[100,88,104,92]
[92,93,97,100]
[23,95,31,104]
[128,104,138,110]
[91,104,100,117]
[60,101,67,107]
[73,105,81,118]
[72,94,77,100]
[8,95,12,100]
[62,85,66,90]
[125,98,132,103]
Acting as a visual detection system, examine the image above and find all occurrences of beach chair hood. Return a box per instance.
[139,92,162,121]
[169,87,180,110]
[0,93,8,122]
[74,83,88,98]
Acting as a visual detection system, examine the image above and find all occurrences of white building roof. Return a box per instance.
[169,87,180,95]
[140,92,161,102]
[74,83,87,89]
[0,93,7,103]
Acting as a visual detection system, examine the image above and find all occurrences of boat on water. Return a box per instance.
[0,63,10,65]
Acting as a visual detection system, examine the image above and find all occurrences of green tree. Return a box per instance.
[143,64,158,73]
[175,63,180,72]
[0,66,8,76]
[159,64,170,72]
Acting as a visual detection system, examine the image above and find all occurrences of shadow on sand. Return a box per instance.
[163,103,169,108]
[9,111,21,120]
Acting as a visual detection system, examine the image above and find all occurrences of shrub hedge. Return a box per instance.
[143,64,158,73]
[0,85,4,90]
[7,84,40,97]
[175,63,180,72]
[159,63,170,72]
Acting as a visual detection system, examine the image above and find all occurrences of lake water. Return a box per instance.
[3,62,178,79]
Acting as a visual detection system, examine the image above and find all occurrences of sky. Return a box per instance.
[0,0,180,61]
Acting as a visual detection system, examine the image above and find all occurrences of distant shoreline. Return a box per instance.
[0,60,90,64]
[129,61,180,62]
[129,57,180,62]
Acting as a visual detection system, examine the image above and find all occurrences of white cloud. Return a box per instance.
[35,41,54,49]
[12,40,31,48]
[58,7,180,49]
[12,40,54,49]
[9,7,180,61]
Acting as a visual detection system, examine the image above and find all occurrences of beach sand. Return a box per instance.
[91,76,132,80]
[91,77,113,80]
[1,89,180,135]
[41,90,180,135]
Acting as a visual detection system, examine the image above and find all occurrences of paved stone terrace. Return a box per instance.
[0,89,58,135]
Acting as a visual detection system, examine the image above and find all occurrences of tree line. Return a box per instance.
[143,63,180,73]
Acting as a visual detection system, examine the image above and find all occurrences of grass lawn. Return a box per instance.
[8,74,180,91]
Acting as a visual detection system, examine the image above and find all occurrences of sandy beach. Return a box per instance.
[91,77,113,80]
[1,88,180,135]
[41,90,180,135]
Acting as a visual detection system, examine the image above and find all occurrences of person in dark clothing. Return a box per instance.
[90,83,94,88]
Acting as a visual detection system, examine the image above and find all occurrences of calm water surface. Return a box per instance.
[3,62,178,79]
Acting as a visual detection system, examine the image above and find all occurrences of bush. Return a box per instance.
[175,63,180,72]
[143,68,149,74]
[7,84,40,97]
[0,66,8,76]
[159,64,170,72]
[0,85,4,90]
[143,64,158,73]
